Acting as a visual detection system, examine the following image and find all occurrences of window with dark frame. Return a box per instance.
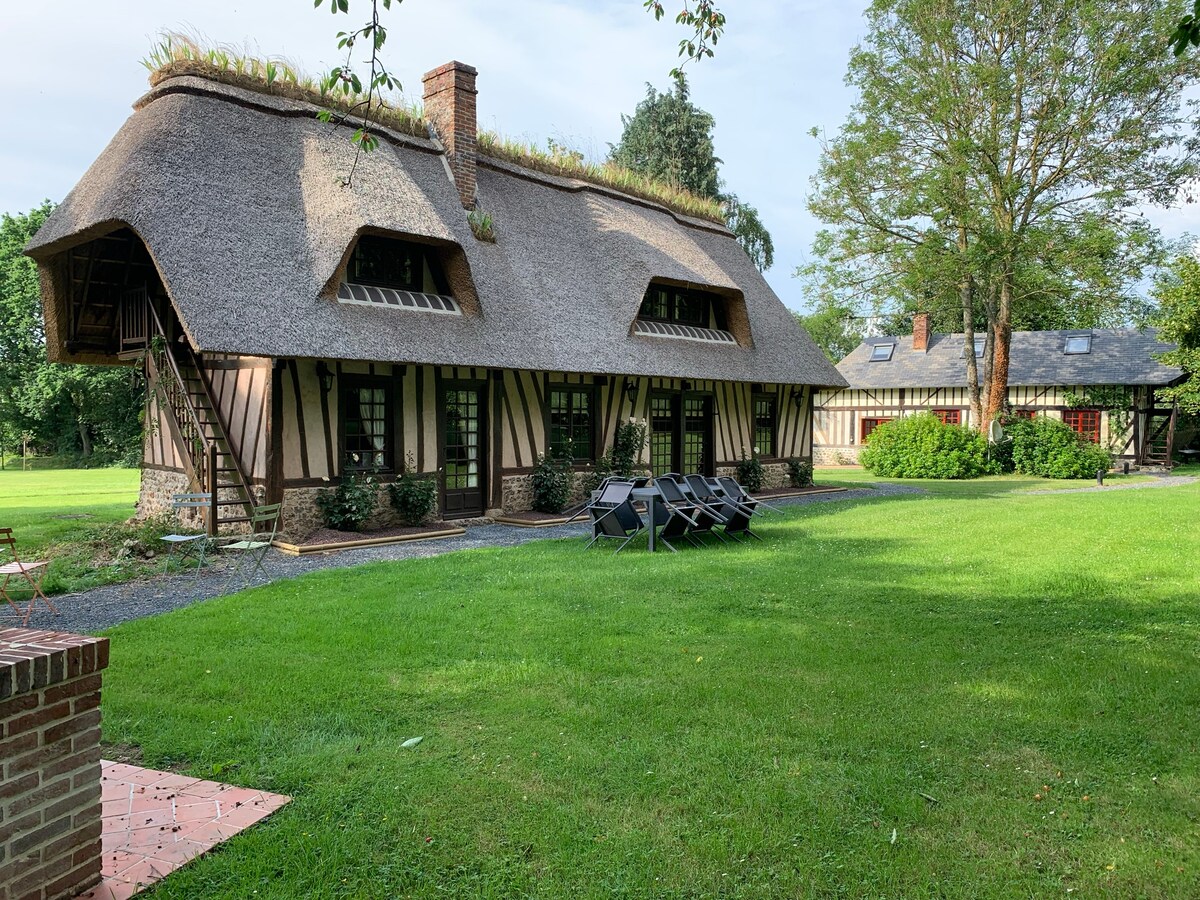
[860,417,892,442]
[547,387,595,461]
[932,408,962,425]
[1013,409,1036,420]
[1064,335,1092,355]
[1063,409,1101,442]
[649,395,675,475]
[341,379,392,471]
[638,284,725,329]
[349,235,426,292]
[869,343,895,362]
[753,395,777,457]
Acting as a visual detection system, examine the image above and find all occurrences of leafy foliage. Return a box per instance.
[735,452,765,492]
[786,457,813,488]
[609,420,649,478]
[860,413,994,479]
[609,74,774,270]
[1152,254,1200,414]
[1007,416,1113,480]
[643,0,726,76]
[1169,1,1200,55]
[531,451,573,514]
[0,204,144,465]
[794,301,863,363]
[316,471,379,531]
[808,0,1200,425]
[386,455,438,525]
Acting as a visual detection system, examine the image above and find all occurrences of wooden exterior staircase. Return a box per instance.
[141,295,256,534]
[1140,406,1178,469]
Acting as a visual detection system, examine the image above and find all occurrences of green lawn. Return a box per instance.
[814,466,1157,498]
[0,466,171,593]
[100,478,1200,898]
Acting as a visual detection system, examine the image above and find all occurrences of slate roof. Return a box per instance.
[25,76,844,389]
[837,328,1182,389]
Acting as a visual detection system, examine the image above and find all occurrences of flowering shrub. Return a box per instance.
[316,471,378,531]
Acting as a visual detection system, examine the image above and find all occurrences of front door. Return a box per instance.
[649,391,714,476]
[441,383,486,518]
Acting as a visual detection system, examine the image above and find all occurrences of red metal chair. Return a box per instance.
[0,528,58,624]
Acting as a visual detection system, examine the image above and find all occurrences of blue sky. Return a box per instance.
[2,1,1196,311]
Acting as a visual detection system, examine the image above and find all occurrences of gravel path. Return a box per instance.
[22,483,924,635]
[1023,474,1197,495]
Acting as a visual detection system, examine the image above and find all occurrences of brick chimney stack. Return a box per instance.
[912,312,931,353]
[422,61,478,210]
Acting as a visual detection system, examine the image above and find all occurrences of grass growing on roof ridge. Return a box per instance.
[477,131,727,223]
[99,480,1200,897]
[142,32,427,139]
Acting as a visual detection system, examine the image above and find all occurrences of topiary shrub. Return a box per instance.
[531,451,573,513]
[736,451,766,492]
[386,455,438,525]
[786,457,813,488]
[316,471,379,531]
[610,420,648,478]
[1009,415,1113,479]
[860,412,994,479]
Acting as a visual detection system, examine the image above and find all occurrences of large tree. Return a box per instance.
[0,205,143,464]
[808,0,1200,427]
[794,300,864,363]
[610,74,775,270]
[1153,253,1200,415]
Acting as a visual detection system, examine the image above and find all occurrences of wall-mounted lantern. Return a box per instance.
[316,361,335,394]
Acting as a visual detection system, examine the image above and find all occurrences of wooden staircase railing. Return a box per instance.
[1141,406,1179,468]
[146,304,256,534]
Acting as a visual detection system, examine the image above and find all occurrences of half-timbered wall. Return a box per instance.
[813,384,1143,462]
[205,356,271,482]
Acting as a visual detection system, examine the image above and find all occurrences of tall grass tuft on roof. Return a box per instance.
[142,32,426,139]
[477,132,726,224]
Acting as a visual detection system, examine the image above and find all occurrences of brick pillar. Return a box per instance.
[0,629,110,900]
[912,312,931,353]
[422,61,478,209]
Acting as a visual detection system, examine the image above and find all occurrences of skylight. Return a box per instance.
[870,343,895,362]
[961,337,985,359]
[1064,334,1092,355]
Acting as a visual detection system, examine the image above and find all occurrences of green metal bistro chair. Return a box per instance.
[221,503,282,588]
[160,493,214,575]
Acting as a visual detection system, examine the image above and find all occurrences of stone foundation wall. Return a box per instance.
[280,484,443,539]
[0,628,110,900]
[136,467,193,523]
[716,462,793,491]
[813,446,860,466]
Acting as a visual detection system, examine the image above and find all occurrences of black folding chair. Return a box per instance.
[686,475,759,541]
[653,476,719,549]
[581,482,644,554]
[716,476,783,516]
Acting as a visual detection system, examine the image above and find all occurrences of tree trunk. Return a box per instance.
[77,419,92,458]
[958,226,983,429]
[985,270,1014,423]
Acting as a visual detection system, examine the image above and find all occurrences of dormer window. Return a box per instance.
[1064,334,1092,355]
[639,285,727,330]
[870,343,895,362]
[339,235,461,315]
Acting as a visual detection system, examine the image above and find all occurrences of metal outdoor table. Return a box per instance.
[631,485,663,552]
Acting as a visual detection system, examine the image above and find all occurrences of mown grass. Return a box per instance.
[100,478,1200,898]
[815,466,1156,499]
[0,467,177,594]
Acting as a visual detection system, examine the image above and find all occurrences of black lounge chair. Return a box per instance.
[654,476,722,548]
[715,476,784,515]
[581,481,644,553]
[685,474,760,541]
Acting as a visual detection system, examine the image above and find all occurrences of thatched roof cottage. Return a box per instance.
[26,60,843,534]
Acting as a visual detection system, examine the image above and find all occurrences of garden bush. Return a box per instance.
[315,471,378,531]
[786,457,813,488]
[1009,415,1113,479]
[736,452,766,492]
[531,451,573,513]
[386,456,438,525]
[860,413,994,479]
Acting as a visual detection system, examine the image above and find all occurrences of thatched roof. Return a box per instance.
[837,328,1182,389]
[26,75,844,388]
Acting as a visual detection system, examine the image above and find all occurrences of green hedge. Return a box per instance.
[860,413,994,479]
[1006,416,1113,479]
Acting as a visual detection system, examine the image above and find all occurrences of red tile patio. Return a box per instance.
[75,760,290,899]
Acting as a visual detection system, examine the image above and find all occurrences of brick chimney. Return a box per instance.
[912,312,931,353]
[422,61,478,210]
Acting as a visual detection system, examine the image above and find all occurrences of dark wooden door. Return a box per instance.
[648,391,715,476]
[441,384,486,518]
[681,395,714,474]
